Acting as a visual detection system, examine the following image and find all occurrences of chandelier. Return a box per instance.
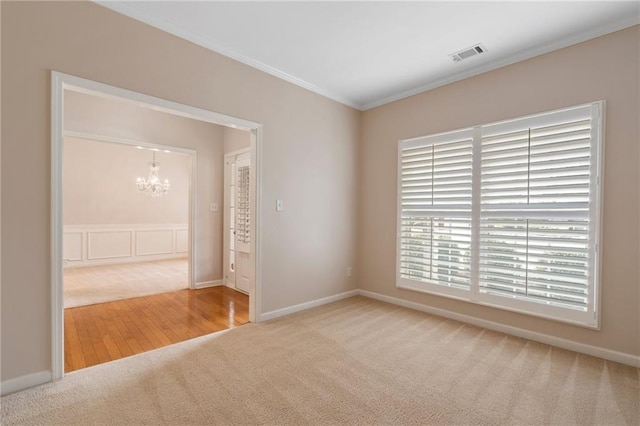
[136,150,170,197]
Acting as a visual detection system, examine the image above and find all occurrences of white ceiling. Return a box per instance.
[98,1,640,110]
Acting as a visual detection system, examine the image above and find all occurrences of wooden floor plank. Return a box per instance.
[64,310,86,371]
[64,286,249,373]
[85,310,113,364]
[72,309,100,368]
[101,304,135,358]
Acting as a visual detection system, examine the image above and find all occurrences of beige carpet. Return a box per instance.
[2,296,638,425]
[64,259,188,308]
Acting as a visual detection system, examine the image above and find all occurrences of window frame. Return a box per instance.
[396,101,604,329]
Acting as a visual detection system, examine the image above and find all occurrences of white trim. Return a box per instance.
[53,73,258,130]
[593,101,606,330]
[224,147,251,158]
[65,223,188,230]
[224,283,249,295]
[51,71,264,382]
[470,126,482,303]
[358,290,640,368]
[51,73,65,381]
[250,128,262,324]
[361,16,640,110]
[194,280,223,289]
[63,131,195,155]
[0,371,52,397]
[259,290,359,322]
[188,149,197,290]
[65,254,187,269]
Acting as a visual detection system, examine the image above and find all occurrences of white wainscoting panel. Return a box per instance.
[63,232,83,261]
[176,229,189,253]
[64,224,187,268]
[136,229,173,256]
[88,231,132,260]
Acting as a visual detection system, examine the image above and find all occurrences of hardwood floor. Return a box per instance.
[64,286,249,373]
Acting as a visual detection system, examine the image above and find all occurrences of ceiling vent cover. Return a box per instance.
[450,43,487,62]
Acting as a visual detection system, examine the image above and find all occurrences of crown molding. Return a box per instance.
[361,15,640,110]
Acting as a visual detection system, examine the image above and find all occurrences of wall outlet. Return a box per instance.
[347,267,352,277]
[209,202,218,212]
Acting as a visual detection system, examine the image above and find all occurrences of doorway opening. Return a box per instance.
[51,72,262,379]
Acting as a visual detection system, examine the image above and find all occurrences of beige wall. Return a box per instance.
[64,137,190,225]
[360,26,640,357]
[63,90,225,283]
[223,127,251,154]
[1,1,360,383]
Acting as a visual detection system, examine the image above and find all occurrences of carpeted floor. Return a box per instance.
[2,296,638,425]
[64,258,188,308]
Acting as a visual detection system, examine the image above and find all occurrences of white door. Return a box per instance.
[234,152,251,293]
[223,150,251,294]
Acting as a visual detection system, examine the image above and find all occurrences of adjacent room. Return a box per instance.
[63,137,191,308]
[1,1,639,425]
[60,89,253,372]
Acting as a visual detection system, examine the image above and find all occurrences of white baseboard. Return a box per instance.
[64,253,187,269]
[226,285,249,296]
[194,280,223,289]
[358,290,640,368]
[1,370,52,396]
[259,289,359,322]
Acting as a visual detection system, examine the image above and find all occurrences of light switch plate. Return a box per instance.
[276,199,284,212]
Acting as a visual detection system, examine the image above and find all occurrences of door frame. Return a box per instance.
[51,71,263,380]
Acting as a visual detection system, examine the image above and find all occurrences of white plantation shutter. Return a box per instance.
[397,102,602,327]
[398,129,474,295]
[479,105,595,313]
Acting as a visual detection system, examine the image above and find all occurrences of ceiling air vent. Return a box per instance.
[450,43,487,63]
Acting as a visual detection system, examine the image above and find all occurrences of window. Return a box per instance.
[397,102,603,327]
[236,164,251,244]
